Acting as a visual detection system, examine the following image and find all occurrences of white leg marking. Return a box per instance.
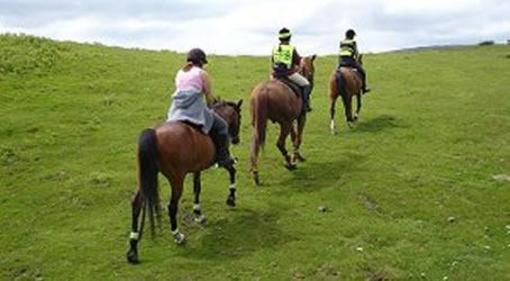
[193,204,201,212]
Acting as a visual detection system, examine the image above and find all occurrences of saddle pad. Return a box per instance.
[276,78,301,97]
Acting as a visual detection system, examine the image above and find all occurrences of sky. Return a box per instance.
[0,0,509,55]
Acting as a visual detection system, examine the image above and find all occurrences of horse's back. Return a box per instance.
[330,67,362,99]
[339,67,362,88]
[154,121,215,173]
[250,80,301,121]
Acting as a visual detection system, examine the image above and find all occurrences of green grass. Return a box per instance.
[1,34,509,280]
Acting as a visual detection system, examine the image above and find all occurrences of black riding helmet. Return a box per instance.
[278,27,292,41]
[187,48,208,67]
[346,29,356,39]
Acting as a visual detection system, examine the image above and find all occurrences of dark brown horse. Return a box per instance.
[249,55,316,185]
[126,100,243,264]
[329,55,364,134]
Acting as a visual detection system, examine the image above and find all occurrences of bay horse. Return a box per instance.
[249,55,316,185]
[126,100,243,264]
[329,54,364,134]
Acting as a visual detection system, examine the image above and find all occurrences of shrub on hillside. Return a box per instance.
[0,33,63,75]
[478,40,495,46]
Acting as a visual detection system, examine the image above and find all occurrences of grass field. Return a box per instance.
[1,34,509,280]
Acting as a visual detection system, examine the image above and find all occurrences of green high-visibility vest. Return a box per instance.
[272,45,295,68]
[339,39,356,58]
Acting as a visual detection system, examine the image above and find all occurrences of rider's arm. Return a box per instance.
[292,49,302,71]
[353,41,359,60]
[201,70,216,106]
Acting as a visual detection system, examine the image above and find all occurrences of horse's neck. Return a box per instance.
[298,59,305,73]
[214,106,234,125]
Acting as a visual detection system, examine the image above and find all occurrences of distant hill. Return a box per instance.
[383,40,508,54]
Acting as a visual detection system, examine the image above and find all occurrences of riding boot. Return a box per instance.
[210,132,235,168]
[301,85,312,113]
[362,76,371,94]
[362,82,371,94]
[359,68,371,94]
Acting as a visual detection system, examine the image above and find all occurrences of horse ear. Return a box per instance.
[237,99,243,109]
[311,54,317,61]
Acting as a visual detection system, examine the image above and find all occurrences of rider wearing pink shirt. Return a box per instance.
[167,48,235,168]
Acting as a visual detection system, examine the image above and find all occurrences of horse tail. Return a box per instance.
[336,69,347,102]
[137,128,160,235]
[251,86,269,148]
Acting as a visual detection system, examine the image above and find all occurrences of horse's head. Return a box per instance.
[212,99,243,145]
[300,54,317,90]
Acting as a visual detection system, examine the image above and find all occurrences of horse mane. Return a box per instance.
[299,55,317,86]
[212,99,238,111]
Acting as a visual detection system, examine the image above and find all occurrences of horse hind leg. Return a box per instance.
[292,114,307,162]
[224,165,237,207]
[127,190,145,264]
[344,94,354,128]
[289,125,303,162]
[168,174,186,244]
[330,97,338,134]
[276,122,295,170]
[354,92,362,122]
[250,132,262,186]
[192,172,206,224]
[338,82,354,128]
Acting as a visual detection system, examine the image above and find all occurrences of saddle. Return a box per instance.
[275,77,302,98]
[179,120,206,135]
[337,65,361,80]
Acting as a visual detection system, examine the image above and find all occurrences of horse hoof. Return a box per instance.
[194,214,207,224]
[347,122,354,128]
[294,153,306,162]
[174,232,186,245]
[253,171,261,186]
[226,196,236,207]
[126,249,139,264]
[284,163,297,171]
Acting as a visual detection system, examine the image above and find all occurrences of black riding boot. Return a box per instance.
[362,79,371,94]
[357,67,370,94]
[301,85,312,113]
[210,132,235,168]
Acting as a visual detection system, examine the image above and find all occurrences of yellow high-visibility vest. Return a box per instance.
[339,39,356,58]
[272,45,295,68]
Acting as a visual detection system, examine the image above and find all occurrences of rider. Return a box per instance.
[338,29,370,94]
[272,27,312,112]
[167,48,235,168]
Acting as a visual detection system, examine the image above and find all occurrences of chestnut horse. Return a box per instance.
[249,55,316,185]
[329,55,364,134]
[126,100,243,264]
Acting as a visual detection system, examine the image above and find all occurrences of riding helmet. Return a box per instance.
[278,27,292,41]
[346,29,356,39]
[187,48,208,66]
